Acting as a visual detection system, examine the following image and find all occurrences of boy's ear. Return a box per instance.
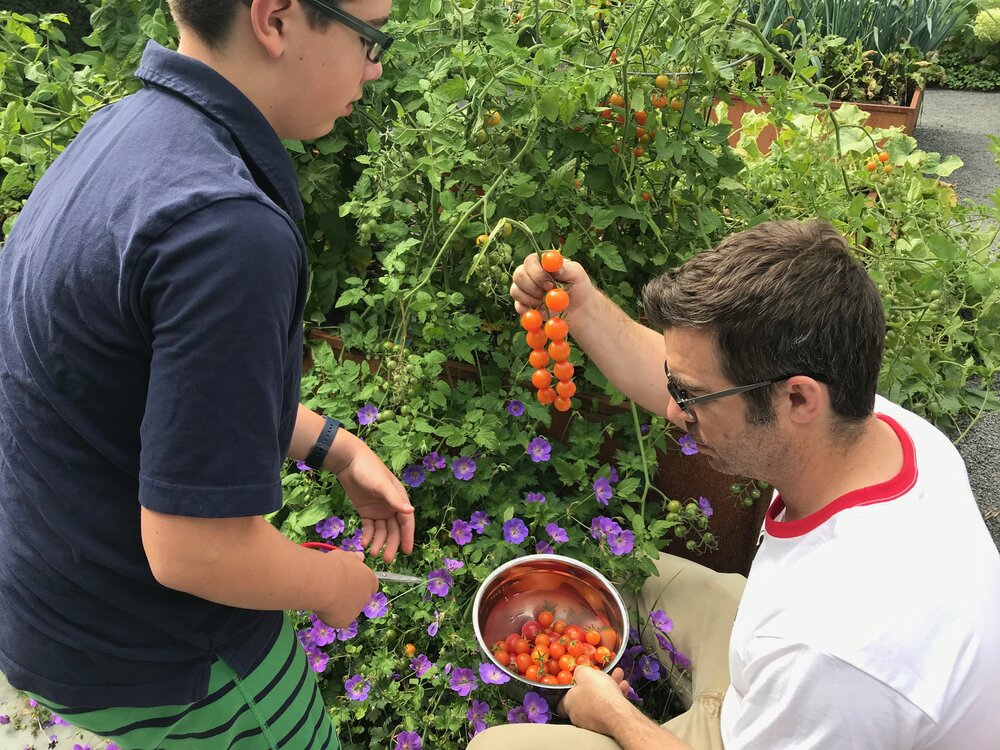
[246,0,295,59]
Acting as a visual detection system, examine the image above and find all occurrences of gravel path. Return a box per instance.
[915,88,1000,549]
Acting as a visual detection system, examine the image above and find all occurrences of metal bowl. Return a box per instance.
[471,553,629,709]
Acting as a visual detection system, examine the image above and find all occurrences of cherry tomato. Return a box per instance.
[565,625,585,642]
[546,659,562,676]
[513,638,531,655]
[609,93,624,108]
[553,396,572,412]
[548,340,571,362]
[515,652,533,673]
[538,609,555,628]
[544,317,569,341]
[655,74,670,90]
[878,151,890,162]
[634,111,647,126]
[568,641,586,658]
[525,330,548,350]
[525,664,542,682]
[405,643,417,656]
[534,633,551,649]
[476,234,489,246]
[575,654,593,668]
[520,309,543,331]
[493,649,511,666]
[536,387,557,405]
[541,674,560,685]
[522,620,544,641]
[599,627,618,650]
[548,642,566,659]
[505,633,520,652]
[552,619,568,635]
[544,288,570,313]
[540,250,564,273]
[553,361,574,382]
[557,670,574,685]
[556,381,576,398]
[632,146,644,158]
[559,654,576,672]
[865,161,877,171]
[669,97,683,111]
[528,349,550,368]
[484,110,502,127]
[595,646,612,665]
[642,191,652,201]
[531,368,552,389]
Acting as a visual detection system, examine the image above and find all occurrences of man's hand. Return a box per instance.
[510,251,595,320]
[329,431,415,563]
[559,666,632,735]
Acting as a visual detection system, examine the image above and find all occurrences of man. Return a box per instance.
[0,1,411,748]
[470,219,1000,749]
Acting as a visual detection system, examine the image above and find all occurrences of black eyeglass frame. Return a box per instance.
[242,0,393,63]
[664,363,829,419]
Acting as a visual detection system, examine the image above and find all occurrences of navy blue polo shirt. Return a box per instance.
[0,41,308,707]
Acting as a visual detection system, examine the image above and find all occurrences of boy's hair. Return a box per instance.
[167,0,333,49]
[641,219,885,428]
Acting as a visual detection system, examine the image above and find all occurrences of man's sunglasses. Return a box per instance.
[664,363,829,420]
[243,0,393,64]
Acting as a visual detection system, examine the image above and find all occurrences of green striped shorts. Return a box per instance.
[29,615,337,750]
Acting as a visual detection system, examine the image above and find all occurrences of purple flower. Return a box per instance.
[679,433,698,455]
[609,529,635,556]
[427,569,453,597]
[640,655,661,680]
[0,715,9,726]
[295,460,311,472]
[307,648,329,673]
[450,519,474,546]
[593,477,613,505]
[444,557,464,571]
[590,515,622,540]
[345,674,370,701]
[545,522,568,543]
[627,685,642,702]
[427,609,443,637]
[363,592,388,619]
[698,495,713,518]
[449,667,478,697]
[526,437,552,463]
[340,529,364,552]
[655,630,672,652]
[536,540,554,554]
[650,609,673,634]
[640,423,651,435]
[315,516,345,540]
[523,692,551,724]
[507,706,528,723]
[357,403,378,425]
[609,466,619,483]
[334,620,358,641]
[411,654,433,676]
[423,451,447,471]
[402,465,426,487]
[468,699,490,737]
[479,662,511,685]
[669,645,692,669]
[507,400,525,417]
[394,731,423,750]
[524,492,546,504]
[452,456,477,480]
[50,715,69,727]
[72,745,91,750]
[503,518,529,544]
[310,615,337,647]
[470,511,491,534]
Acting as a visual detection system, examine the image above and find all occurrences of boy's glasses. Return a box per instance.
[664,363,828,420]
[243,0,394,63]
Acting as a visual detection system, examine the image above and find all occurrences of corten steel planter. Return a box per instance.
[306,330,769,576]
[715,87,924,153]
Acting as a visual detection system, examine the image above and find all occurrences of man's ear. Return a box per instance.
[783,375,827,426]
[246,0,295,59]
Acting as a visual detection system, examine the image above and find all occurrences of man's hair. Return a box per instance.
[641,219,885,428]
[167,1,333,49]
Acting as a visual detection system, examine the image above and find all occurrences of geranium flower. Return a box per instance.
[307,648,329,674]
[357,403,378,425]
[679,433,698,455]
[427,569,453,597]
[640,655,661,681]
[394,731,422,750]
[315,516,345,540]
[536,540,554,554]
[526,436,551,462]
[452,456,477,480]
[503,518,529,544]
[402,465,426,487]
[698,495,713,517]
[427,610,444,637]
[334,620,358,641]
[443,557,464,571]
[310,615,337,647]
[545,523,568,543]
[450,519,473,546]
[469,510,491,533]
[507,706,527,723]
[507,400,525,416]
[650,609,673,634]
[479,662,511,685]
[423,451,446,471]
[345,675,370,701]
[524,492,546,503]
[411,654,433,677]
[448,667,478,697]
[523,692,550,724]
[468,700,490,736]
[363,592,388,619]
[609,529,635,556]
[609,466,619,483]
[593,477,613,505]
[340,529,364,552]
[295,461,311,472]
[590,515,622,540]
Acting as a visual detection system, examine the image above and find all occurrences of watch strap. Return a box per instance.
[304,416,341,470]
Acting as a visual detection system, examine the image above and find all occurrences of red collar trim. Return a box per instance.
[764,413,917,539]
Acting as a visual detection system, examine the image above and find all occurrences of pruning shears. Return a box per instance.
[300,541,423,585]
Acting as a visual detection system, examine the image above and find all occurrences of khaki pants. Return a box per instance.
[467,554,746,750]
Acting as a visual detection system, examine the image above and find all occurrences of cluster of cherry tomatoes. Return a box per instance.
[520,250,576,412]
[491,609,619,685]
[865,151,892,174]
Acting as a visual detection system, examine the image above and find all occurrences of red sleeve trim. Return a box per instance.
[764,413,917,539]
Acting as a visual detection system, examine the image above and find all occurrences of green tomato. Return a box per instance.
[667,500,682,514]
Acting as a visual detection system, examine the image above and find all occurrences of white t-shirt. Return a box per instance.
[720,396,1000,749]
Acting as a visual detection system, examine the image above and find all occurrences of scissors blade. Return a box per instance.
[375,571,423,585]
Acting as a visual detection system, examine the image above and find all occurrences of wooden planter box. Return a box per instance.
[306,330,768,575]
[717,87,924,153]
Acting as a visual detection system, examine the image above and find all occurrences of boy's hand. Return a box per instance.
[510,252,595,318]
[314,549,378,629]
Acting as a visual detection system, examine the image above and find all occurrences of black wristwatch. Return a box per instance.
[304,416,341,470]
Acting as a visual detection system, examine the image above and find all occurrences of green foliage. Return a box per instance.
[974,7,1000,40]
